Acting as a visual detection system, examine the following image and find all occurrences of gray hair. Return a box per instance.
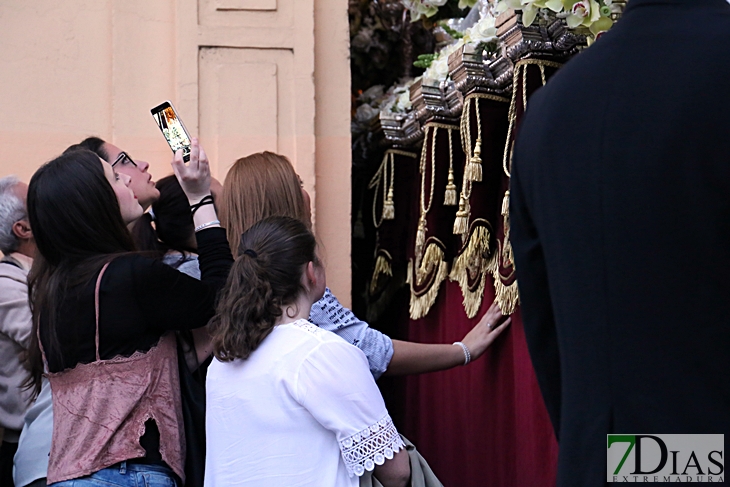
[0,175,27,254]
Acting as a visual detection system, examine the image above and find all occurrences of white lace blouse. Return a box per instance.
[204,319,405,487]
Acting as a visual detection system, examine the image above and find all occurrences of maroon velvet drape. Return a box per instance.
[371,61,564,487]
[402,283,558,487]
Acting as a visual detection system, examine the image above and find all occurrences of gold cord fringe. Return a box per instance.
[410,242,449,320]
[449,222,493,318]
[493,277,519,315]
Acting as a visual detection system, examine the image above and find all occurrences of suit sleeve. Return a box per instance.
[509,142,563,440]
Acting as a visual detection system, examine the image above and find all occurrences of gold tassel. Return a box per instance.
[383,186,395,220]
[444,168,457,206]
[453,194,469,235]
[444,128,457,206]
[501,190,513,266]
[465,137,483,182]
[415,216,427,260]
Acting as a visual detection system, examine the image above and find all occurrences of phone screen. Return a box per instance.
[151,101,191,161]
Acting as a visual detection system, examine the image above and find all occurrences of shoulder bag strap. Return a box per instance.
[94,262,111,362]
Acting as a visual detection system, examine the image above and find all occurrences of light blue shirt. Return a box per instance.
[308,288,394,380]
[14,377,52,487]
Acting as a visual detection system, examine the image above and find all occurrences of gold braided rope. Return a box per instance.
[492,58,562,314]
[415,125,437,263]
[455,93,494,235]
[368,152,390,229]
[368,149,417,228]
[411,122,459,319]
[503,58,562,178]
[415,123,458,261]
[460,97,472,156]
[387,149,420,158]
[444,128,457,205]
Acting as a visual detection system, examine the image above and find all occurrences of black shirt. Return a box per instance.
[41,228,232,372]
[39,227,233,465]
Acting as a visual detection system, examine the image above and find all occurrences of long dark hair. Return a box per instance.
[210,216,318,362]
[25,149,136,394]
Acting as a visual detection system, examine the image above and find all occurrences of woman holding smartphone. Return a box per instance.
[26,140,231,486]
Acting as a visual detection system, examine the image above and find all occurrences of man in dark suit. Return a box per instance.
[510,0,730,485]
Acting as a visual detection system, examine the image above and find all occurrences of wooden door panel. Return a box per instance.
[199,47,298,177]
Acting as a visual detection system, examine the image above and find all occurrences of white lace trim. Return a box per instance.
[339,414,405,477]
[291,319,325,336]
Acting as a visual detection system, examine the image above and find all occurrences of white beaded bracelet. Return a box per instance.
[195,220,220,232]
[453,341,471,366]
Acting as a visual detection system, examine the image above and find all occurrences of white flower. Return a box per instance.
[423,40,465,82]
[395,91,412,112]
[424,57,449,83]
[464,15,498,45]
[566,0,600,28]
[402,0,439,21]
[422,0,448,6]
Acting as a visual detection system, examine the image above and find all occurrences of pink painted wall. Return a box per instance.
[0,0,352,303]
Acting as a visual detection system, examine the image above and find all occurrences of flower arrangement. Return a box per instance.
[413,10,499,84]
[402,0,479,22]
[495,0,622,37]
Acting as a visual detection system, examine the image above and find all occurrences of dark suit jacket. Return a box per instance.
[510,1,730,485]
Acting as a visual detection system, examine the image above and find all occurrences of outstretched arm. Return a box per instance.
[384,301,511,376]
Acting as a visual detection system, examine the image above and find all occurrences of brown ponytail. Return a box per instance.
[210,216,318,361]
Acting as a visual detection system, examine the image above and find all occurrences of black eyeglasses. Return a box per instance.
[111,151,137,168]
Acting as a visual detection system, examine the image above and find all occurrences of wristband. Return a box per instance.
[190,195,214,216]
[453,341,471,366]
[195,220,220,232]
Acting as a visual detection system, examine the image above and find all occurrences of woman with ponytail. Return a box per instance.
[205,216,410,487]
[221,152,511,380]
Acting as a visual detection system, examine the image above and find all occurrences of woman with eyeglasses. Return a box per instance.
[24,140,232,487]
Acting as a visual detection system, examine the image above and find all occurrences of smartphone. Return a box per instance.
[151,101,192,162]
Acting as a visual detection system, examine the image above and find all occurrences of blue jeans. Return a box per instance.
[49,461,178,487]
